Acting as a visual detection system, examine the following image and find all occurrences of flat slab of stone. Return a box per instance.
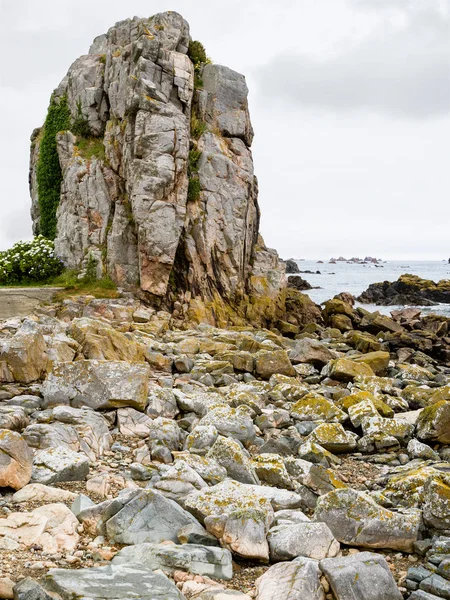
[43,563,184,599]
[0,288,62,319]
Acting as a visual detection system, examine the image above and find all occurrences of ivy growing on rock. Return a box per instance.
[36,95,71,239]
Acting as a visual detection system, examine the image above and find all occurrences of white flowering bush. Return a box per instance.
[0,236,64,285]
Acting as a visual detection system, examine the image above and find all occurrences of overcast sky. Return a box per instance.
[0,0,448,259]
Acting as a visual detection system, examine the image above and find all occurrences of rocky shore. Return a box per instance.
[3,9,447,600]
[359,275,450,307]
[0,290,449,600]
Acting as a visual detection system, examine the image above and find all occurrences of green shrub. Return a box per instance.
[71,100,91,138]
[187,178,201,202]
[188,41,207,67]
[0,236,64,285]
[36,95,71,239]
[188,148,202,176]
[191,113,207,140]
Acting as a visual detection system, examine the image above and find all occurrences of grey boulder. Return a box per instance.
[43,563,184,599]
[319,552,402,600]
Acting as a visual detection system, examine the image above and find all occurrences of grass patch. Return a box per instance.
[76,137,105,161]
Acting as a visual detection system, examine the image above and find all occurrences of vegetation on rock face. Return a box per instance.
[187,177,201,202]
[76,137,106,161]
[36,95,71,239]
[188,40,210,89]
[0,236,64,285]
[71,100,91,138]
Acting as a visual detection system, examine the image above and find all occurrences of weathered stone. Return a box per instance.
[255,350,296,379]
[104,489,200,544]
[319,552,402,600]
[0,406,29,431]
[416,401,450,444]
[43,564,184,599]
[323,358,374,382]
[113,542,233,580]
[207,436,259,484]
[42,360,150,410]
[0,320,48,384]
[255,557,325,600]
[32,446,89,484]
[268,522,339,561]
[314,488,421,552]
[0,430,33,490]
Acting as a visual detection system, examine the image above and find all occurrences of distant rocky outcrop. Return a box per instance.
[29,12,285,319]
[284,259,300,274]
[358,274,450,306]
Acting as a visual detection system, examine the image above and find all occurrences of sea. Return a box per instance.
[290,259,450,318]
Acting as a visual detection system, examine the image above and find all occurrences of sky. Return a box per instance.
[0,0,448,260]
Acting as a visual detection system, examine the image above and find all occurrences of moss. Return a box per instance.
[99,54,106,64]
[36,94,71,239]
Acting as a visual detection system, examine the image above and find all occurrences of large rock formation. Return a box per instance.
[29,12,285,310]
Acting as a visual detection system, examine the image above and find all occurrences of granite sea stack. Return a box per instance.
[29,11,285,320]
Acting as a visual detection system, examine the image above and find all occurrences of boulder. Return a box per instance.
[199,406,255,444]
[69,317,145,361]
[288,338,335,367]
[0,320,48,383]
[12,483,77,504]
[43,564,184,600]
[205,508,270,562]
[323,358,374,382]
[314,488,421,552]
[32,446,89,484]
[0,503,79,553]
[267,522,340,561]
[255,350,296,379]
[255,557,325,600]
[102,489,200,545]
[416,401,450,444]
[319,552,402,600]
[42,360,150,410]
[0,430,33,490]
[352,351,390,376]
[423,477,450,531]
[206,436,259,484]
[291,393,347,423]
[306,423,357,453]
[112,542,233,580]
[23,405,112,461]
[0,406,29,431]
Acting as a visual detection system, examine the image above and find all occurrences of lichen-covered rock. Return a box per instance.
[42,360,150,410]
[291,393,347,423]
[255,349,296,379]
[207,436,259,485]
[422,477,450,531]
[323,358,374,382]
[314,488,421,552]
[416,401,450,444]
[306,423,358,454]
